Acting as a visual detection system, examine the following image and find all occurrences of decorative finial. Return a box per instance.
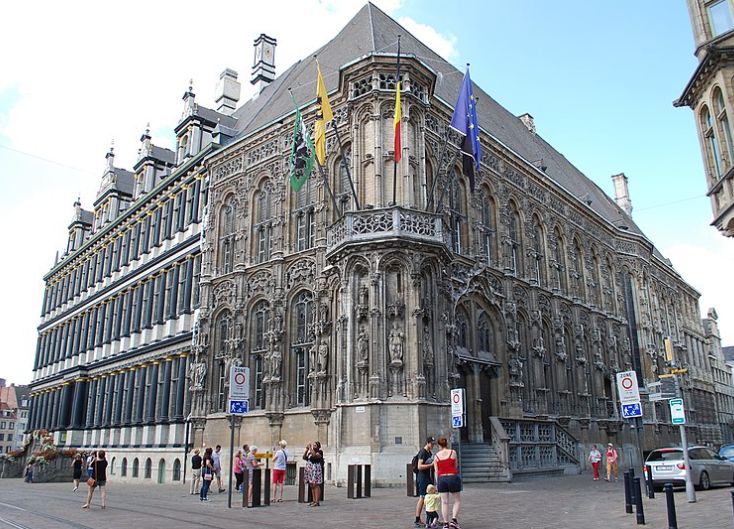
[145,122,150,135]
[109,139,115,154]
[188,78,194,92]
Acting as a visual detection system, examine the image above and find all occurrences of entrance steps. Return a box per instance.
[459,443,510,483]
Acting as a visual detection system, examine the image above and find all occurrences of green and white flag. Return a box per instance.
[289,94,316,192]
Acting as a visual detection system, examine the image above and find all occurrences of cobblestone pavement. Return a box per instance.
[0,475,731,529]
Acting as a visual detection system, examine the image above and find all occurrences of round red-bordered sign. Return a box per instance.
[621,376,634,390]
[234,372,247,385]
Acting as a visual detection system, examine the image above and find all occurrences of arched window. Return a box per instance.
[335,146,353,213]
[553,228,567,293]
[295,179,315,251]
[215,311,231,356]
[605,256,616,312]
[714,88,734,170]
[508,202,523,275]
[121,457,128,477]
[132,458,139,478]
[253,181,273,263]
[144,458,152,479]
[110,457,116,475]
[219,197,236,274]
[449,171,469,254]
[291,291,314,407]
[477,312,493,353]
[178,134,189,164]
[702,105,723,180]
[172,459,181,481]
[571,239,585,299]
[532,216,546,287]
[479,191,496,265]
[251,300,270,409]
[591,250,602,307]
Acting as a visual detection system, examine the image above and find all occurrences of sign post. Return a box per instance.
[450,388,465,476]
[227,366,250,509]
[670,388,695,503]
[616,371,644,470]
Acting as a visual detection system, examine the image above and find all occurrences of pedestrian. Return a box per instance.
[605,442,619,482]
[200,447,214,501]
[414,436,435,527]
[588,444,602,481]
[433,436,462,529]
[81,450,108,510]
[190,448,202,495]
[86,451,96,478]
[302,442,322,507]
[271,440,288,502]
[313,441,325,502]
[24,462,33,484]
[243,445,261,504]
[72,454,83,491]
[233,449,244,493]
[212,445,225,493]
[424,484,440,528]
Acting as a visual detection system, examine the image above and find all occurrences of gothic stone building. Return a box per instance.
[29,3,732,485]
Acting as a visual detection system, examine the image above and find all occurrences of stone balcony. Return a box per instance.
[326,206,447,256]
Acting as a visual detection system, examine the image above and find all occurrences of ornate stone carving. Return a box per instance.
[388,321,404,365]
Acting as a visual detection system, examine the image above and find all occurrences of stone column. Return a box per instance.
[58,383,73,429]
[146,362,159,424]
[135,367,147,424]
[71,378,88,429]
[39,392,48,430]
[85,378,98,428]
[173,354,188,421]
[95,376,107,427]
[50,388,60,430]
[113,372,125,426]
[104,374,116,426]
[158,357,173,422]
[124,367,136,425]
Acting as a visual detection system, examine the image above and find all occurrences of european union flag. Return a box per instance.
[450,67,481,192]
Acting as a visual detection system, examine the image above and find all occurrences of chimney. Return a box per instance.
[216,69,241,115]
[519,113,536,134]
[251,34,277,93]
[611,173,633,216]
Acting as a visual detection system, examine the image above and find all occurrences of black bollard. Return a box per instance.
[665,483,678,529]
[624,471,633,514]
[634,477,646,525]
[629,467,636,505]
[645,465,654,499]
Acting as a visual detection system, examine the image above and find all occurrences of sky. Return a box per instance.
[1,0,731,386]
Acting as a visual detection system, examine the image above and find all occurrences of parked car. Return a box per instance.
[719,444,734,463]
[644,446,734,491]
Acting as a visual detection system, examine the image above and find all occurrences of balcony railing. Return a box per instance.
[326,206,446,254]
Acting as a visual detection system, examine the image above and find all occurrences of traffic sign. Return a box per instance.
[616,370,641,404]
[229,366,250,400]
[621,401,642,418]
[451,415,464,428]
[228,399,249,415]
[450,388,465,416]
[670,398,686,425]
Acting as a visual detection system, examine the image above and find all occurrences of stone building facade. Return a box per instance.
[28,3,733,485]
[677,0,734,236]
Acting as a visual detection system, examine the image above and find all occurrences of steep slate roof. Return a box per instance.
[230,3,649,244]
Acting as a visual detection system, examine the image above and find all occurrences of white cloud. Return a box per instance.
[398,16,458,60]
[664,229,734,346]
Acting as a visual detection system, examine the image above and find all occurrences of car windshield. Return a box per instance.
[721,446,734,458]
[647,450,682,461]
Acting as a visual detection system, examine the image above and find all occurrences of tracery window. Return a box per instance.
[571,239,585,299]
[552,228,567,293]
[702,105,723,180]
[508,202,523,275]
[714,88,734,170]
[215,311,231,356]
[479,191,496,265]
[335,147,353,214]
[251,301,269,409]
[219,197,236,274]
[253,182,273,263]
[456,307,469,350]
[477,312,493,353]
[531,216,546,287]
[448,172,469,255]
[295,179,315,252]
[291,291,314,407]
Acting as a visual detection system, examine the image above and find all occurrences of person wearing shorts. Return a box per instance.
[433,436,462,529]
[271,440,288,502]
[82,450,108,510]
[414,436,435,527]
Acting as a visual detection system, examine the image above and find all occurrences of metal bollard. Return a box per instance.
[624,471,633,514]
[634,477,646,525]
[629,467,636,506]
[665,483,678,529]
[645,465,654,499]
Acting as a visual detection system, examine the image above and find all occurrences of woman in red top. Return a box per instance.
[433,436,462,529]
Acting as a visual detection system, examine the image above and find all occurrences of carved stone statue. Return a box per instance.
[309,339,318,373]
[554,327,567,362]
[422,325,434,366]
[509,355,524,386]
[318,337,329,373]
[189,361,207,391]
[530,310,544,356]
[357,326,369,363]
[389,321,404,364]
[359,285,368,308]
[270,345,282,379]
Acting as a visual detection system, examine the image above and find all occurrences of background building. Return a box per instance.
[677,0,734,236]
[28,3,734,484]
[0,383,29,452]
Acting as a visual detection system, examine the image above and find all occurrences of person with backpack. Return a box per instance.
[414,436,435,527]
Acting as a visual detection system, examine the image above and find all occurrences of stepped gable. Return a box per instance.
[230,2,647,241]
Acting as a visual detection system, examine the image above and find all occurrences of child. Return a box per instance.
[424,484,440,528]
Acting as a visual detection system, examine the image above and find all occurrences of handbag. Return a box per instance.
[203,465,213,481]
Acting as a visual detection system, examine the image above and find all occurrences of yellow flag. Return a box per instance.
[314,63,333,165]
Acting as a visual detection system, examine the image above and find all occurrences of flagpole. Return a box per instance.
[392,35,401,206]
[426,132,451,210]
[316,156,342,220]
[331,121,361,210]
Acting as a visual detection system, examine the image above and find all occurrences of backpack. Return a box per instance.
[411,451,421,474]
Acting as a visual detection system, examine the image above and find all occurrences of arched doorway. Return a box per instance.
[157,458,166,484]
